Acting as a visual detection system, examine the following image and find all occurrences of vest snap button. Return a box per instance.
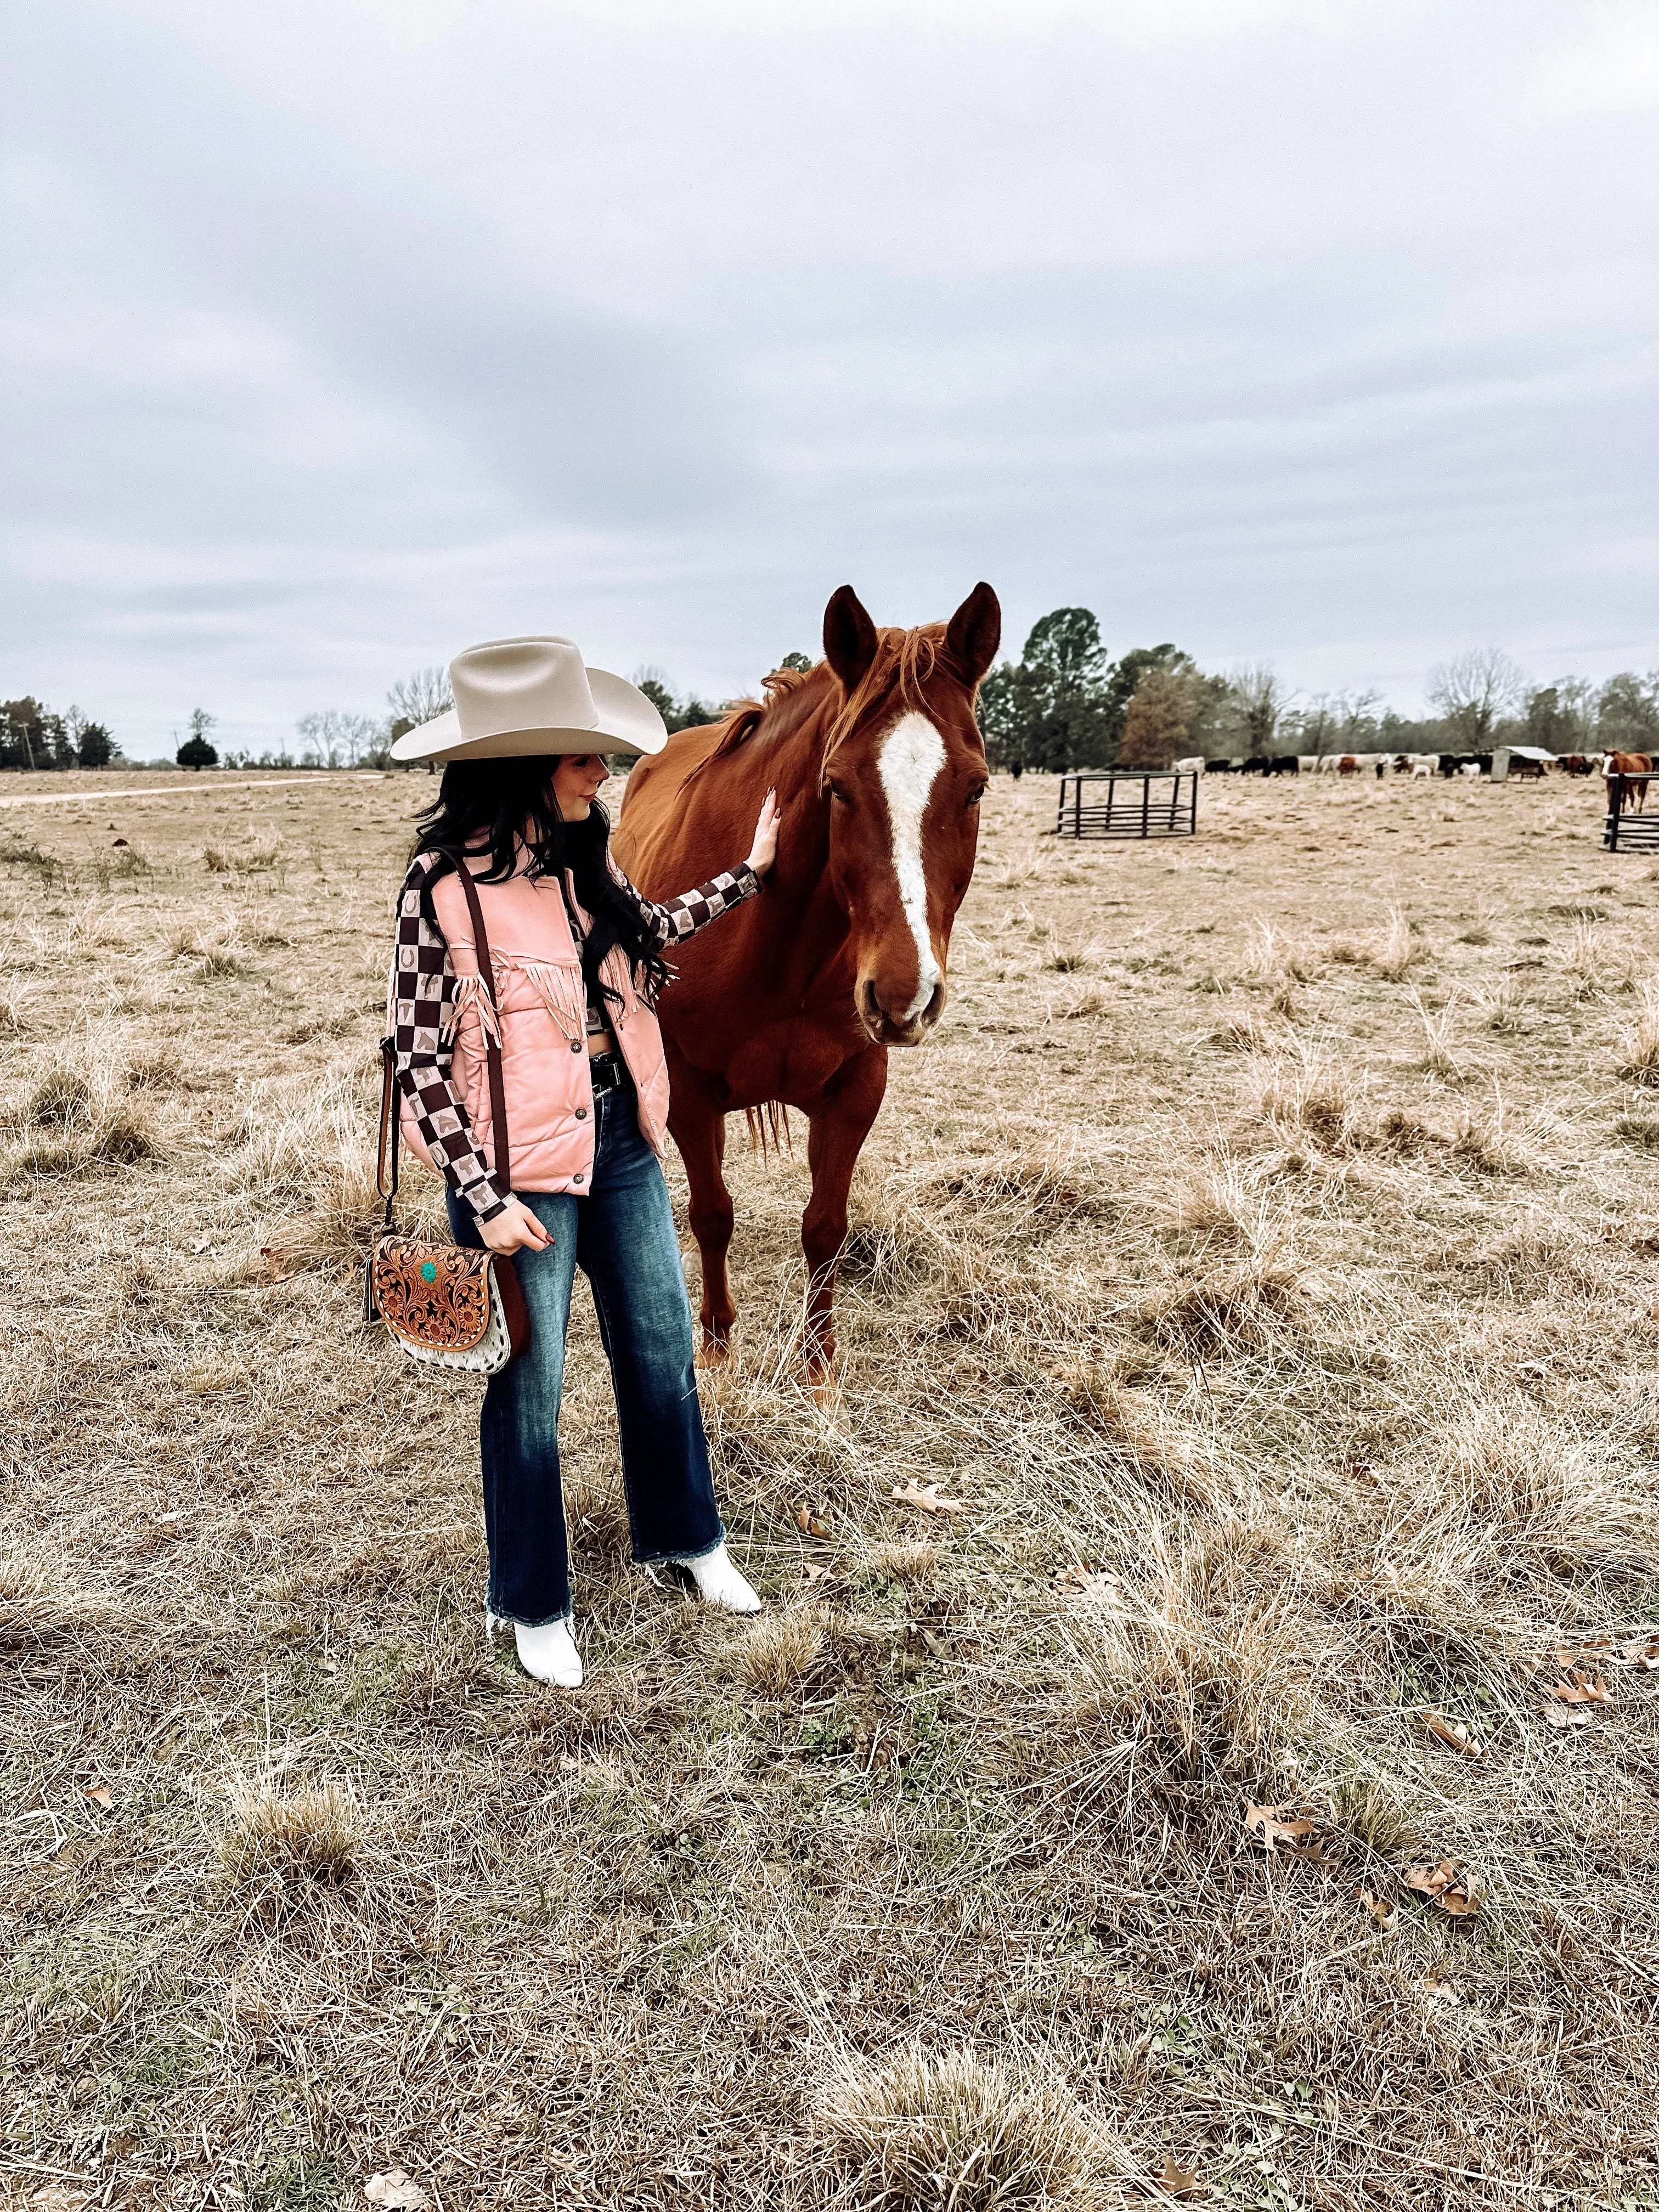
[569,1040,581,1053]
[575,1107,587,1120]
[573,1172,584,1183]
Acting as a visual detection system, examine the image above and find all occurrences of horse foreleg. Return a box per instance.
[800,1051,888,1381]
[666,1063,738,1362]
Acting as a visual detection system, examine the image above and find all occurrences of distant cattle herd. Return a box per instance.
[1174,749,1630,782]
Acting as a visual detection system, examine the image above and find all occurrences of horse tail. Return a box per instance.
[743,1101,794,1158]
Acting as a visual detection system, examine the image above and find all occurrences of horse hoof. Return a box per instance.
[698,1335,732,1369]
[803,1348,839,1406]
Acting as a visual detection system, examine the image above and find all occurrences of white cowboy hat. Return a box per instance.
[390,635,668,764]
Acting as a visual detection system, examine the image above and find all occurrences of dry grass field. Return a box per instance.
[4,761,1659,2212]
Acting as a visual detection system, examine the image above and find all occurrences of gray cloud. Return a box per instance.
[2,0,1654,755]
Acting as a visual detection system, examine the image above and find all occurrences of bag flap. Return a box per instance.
[371,1233,494,1355]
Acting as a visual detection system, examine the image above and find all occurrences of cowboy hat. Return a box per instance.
[390,635,668,764]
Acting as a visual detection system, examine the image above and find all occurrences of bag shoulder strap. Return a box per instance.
[377,1036,400,1223]
[455,862,513,1197]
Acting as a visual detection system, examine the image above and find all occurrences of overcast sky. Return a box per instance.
[3,0,1656,758]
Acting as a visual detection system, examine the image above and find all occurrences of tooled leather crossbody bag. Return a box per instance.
[365,864,533,1373]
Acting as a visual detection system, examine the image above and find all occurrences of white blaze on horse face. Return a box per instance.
[877,712,947,1022]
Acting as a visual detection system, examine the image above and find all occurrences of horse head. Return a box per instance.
[818,582,1000,1047]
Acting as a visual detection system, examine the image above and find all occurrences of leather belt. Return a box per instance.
[589,1049,630,1100]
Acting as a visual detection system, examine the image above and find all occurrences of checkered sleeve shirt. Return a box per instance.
[389,852,510,1223]
[389,850,763,1220]
[607,853,762,950]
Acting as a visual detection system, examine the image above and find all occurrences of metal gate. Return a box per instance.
[1604,772,1659,852]
[1053,770,1199,840]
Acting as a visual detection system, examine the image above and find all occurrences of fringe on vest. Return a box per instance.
[443,970,501,1047]
[509,956,590,1046]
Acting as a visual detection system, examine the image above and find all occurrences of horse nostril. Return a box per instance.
[860,979,881,1028]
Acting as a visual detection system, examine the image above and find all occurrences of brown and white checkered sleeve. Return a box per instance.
[389,854,509,1222]
[608,853,761,951]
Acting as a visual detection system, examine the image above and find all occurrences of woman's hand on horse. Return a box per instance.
[480,1196,552,1255]
[746,790,781,877]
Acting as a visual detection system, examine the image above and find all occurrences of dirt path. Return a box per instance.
[0,772,386,809]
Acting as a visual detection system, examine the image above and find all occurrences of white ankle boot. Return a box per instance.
[685,1544,762,1614]
[514,1617,583,1688]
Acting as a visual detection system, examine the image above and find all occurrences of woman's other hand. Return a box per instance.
[746,789,781,877]
[480,1195,552,1255]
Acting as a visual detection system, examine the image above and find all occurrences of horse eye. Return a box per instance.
[966,784,988,808]
[827,781,853,805]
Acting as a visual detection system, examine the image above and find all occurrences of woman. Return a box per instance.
[386,636,778,1688]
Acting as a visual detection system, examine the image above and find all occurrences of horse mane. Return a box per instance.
[685,625,953,782]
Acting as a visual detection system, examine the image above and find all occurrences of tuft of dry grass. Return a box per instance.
[203,837,285,880]
[1477,970,1527,1033]
[727,1604,828,1694]
[217,1775,360,1893]
[1374,901,1419,979]
[234,1062,383,1263]
[816,2045,1124,2212]
[866,1538,939,1584]
[4,1034,161,1178]
[1256,1046,1362,1152]
[168,914,251,976]
[1618,981,1659,1086]
[1409,989,1462,1078]
[0,1548,116,1646]
[1559,916,1629,1000]
[1057,1365,1209,1504]
[1145,1239,1306,1358]
[0,833,67,887]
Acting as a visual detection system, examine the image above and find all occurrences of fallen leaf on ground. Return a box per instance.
[1243,1802,1319,1852]
[794,1504,830,1538]
[1549,1673,1611,1704]
[1405,1859,1480,1916]
[1056,1565,1121,1601]
[85,1785,114,1809]
[1554,1635,1612,1667]
[259,1247,296,1282]
[364,2172,427,2210]
[800,1561,830,1583]
[1423,1709,1485,1758]
[1357,1886,1398,1932]
[1542,1701,1592,1729]
[1421,1978,1459,2002]
[891,1481,966,1516]
[1158,2154,1204,2199]
[1623,1631,1659,1669]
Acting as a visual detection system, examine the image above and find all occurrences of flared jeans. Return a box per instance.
[447,1082,724,1627]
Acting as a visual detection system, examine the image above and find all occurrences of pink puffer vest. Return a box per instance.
[401,859,671,1196]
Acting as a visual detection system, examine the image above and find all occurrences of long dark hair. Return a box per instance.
[412,757,668,1009]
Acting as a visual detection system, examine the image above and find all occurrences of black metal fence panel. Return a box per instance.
[1605,771,1659,851]
[1053,770,1199,839]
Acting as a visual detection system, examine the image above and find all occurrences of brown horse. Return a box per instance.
[614,582,1000,1376]
[1606,752,1653,811]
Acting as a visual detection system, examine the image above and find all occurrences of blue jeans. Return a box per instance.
[446,1083,724,1627]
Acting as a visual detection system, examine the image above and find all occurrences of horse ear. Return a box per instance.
[945,582,1001,685]
[823,585,879,695]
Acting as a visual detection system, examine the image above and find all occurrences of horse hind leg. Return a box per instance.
[667,1068,738,1363]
